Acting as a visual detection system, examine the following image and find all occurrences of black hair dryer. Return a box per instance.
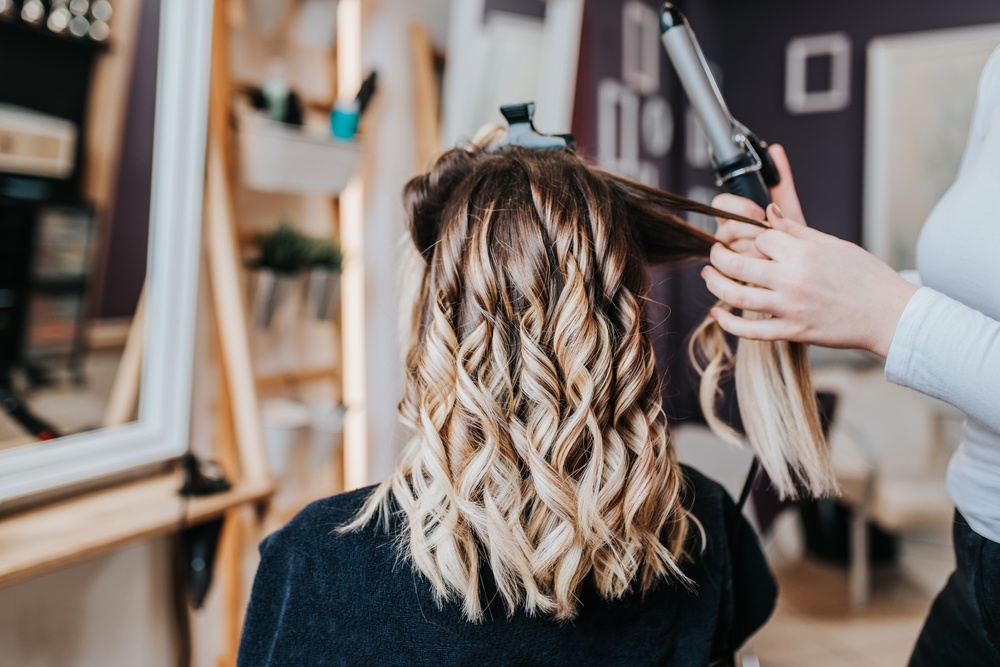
[659,3,779,209]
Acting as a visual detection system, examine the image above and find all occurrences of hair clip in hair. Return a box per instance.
[492,102,576,152]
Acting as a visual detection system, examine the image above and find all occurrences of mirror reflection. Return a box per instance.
[0,0,157,450]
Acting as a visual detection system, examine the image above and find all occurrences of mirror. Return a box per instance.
[0,0,154,450]
[0,0,212,501]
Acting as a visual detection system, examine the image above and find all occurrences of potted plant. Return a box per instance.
[250,222,312,328]
[304,237,343,321]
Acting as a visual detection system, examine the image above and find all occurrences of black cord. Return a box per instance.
[173,473,193,667]
[737,457,759,512]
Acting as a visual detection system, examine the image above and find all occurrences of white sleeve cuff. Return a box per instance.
[884,286,936,387]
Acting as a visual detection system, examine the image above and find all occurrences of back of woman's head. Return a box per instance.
[347,136,835,622]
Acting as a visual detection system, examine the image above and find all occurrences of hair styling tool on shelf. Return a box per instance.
[659,3,779,209]
[355,71,378,116]
[331,71,378,140]
[176,453,231,613]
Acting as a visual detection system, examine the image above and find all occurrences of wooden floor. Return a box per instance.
[746,523,954,667]
[0,350,122,451]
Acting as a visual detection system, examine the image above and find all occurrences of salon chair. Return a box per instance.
[811,364,959,610]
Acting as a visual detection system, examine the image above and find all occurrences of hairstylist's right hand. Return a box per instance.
[712,144,806,257]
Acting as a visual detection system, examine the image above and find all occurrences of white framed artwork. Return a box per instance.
[622,0,660,95]
[785,32,852,115]
[864,24,1000,270]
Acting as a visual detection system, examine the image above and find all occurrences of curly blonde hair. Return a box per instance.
[345,138,834,622]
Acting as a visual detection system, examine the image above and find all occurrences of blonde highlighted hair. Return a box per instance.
[345,136,835,621]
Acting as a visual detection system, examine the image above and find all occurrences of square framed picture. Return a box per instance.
[864,24,1000,270]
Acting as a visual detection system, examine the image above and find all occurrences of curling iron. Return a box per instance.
[659,3,779,209]
[661,3,781,508]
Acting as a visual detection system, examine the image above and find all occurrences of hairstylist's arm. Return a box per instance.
[702,145,918,357]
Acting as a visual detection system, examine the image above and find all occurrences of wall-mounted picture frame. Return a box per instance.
[864,24,1000,270]
[785,32,852,115]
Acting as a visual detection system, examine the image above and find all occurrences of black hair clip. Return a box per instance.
[492,102,576,151]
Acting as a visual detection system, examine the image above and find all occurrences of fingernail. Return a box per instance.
[768,203,784,219]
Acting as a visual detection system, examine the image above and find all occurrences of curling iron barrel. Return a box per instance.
[659,3,778,209]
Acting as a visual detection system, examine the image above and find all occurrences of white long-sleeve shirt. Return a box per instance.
[884,45,1000,543]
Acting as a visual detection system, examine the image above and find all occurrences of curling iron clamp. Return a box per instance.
[659,3,779,210]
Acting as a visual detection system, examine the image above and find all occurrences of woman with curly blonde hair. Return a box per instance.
[238,126,834,667]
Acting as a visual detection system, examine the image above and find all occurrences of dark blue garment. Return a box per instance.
[237,466,776,667]
[908,511,1000,666]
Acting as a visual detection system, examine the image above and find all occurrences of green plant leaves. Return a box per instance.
[255,222,342,273]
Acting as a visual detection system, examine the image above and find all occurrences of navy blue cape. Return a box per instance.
[237,465,775,666]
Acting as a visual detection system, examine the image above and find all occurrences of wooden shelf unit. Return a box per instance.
[0,472,273,589]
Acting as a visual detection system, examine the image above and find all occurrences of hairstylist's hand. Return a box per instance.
[711,144,807,258]
[701,205,919,357]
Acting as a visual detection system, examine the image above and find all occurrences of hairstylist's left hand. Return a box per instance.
[701,205,919,357]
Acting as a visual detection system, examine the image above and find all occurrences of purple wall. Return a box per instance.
[695,0,1000,244]
[570,0,1000,423]
[97,0,161,318]
[571,0,711,421]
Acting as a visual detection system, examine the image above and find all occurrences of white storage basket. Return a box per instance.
[237,109,362,195]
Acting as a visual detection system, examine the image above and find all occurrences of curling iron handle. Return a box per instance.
[724,172,771,210]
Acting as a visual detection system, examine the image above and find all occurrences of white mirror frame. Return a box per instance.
[0,0,213,501]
